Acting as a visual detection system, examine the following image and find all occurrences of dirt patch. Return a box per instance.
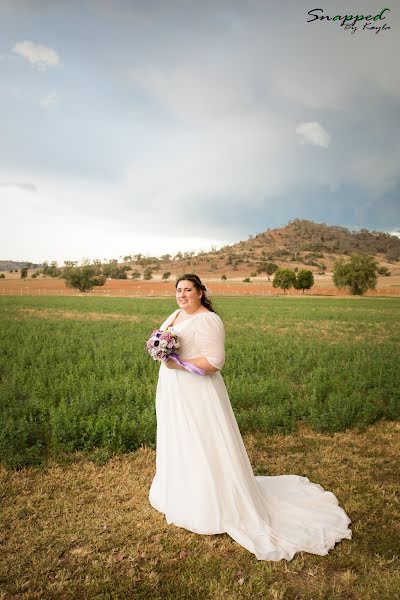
[232,319,394,343]
[18,308,141,322]
[1,277,399,297]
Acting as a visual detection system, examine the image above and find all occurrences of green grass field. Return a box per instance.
[1,296,399,598]
[1,295,399,469]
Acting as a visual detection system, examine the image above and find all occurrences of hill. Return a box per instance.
[143,219,400,278]
[0,260,42,272]
[220,218,399,258]
[2,219,400,280]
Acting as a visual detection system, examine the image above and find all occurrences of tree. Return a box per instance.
[102,260,128,279]
[257,262,279,281]
[294,269,314,294]
[131,270,141,280]
[221,274,227,280]
[20,268,28,279]
[62,264,106,292]
[143,267,153,280]
[272,268,297,294]
[42,260,59,278]
[333,253,378,295]
[162,271,171,280]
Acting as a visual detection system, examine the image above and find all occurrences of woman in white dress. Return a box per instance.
[149,274,352,561]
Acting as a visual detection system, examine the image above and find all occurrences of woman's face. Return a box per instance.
[176,279,203,312]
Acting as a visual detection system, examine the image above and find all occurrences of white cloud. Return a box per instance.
[39,91,58,108]
[12,40,61,70]
[296,122,331,148]
[0,181,37,192]
[129,62,256,122]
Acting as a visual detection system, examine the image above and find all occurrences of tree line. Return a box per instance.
[268,254,380,295]
[11,253,385,296]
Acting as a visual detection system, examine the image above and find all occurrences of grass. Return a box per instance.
[0,421,398,599]
[0,296,399,598]
[0,295,399,469]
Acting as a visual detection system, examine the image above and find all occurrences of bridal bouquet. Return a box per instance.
[145,327,205,376]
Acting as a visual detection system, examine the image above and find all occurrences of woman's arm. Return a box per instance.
[165,356,218,375]
[165,313,225,376]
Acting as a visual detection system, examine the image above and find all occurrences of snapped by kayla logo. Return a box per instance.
[307,7,391,34]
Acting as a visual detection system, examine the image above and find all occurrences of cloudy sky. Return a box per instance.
[1,0,399,264]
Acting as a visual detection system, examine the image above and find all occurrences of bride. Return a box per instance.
[148,274,352,561]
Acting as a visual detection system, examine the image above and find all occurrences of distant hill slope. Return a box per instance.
[2,219,399,275]
[224,218,400,259]
[0,260,42,272]
[119,219,400,278]
[163,218,398,277]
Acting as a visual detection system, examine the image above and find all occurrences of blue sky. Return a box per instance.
[1,0,399,264]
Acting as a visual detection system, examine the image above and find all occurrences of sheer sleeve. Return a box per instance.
[160,309,180,331]
[195,312,225,370]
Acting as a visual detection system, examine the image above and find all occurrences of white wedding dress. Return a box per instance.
[148,308,352,561]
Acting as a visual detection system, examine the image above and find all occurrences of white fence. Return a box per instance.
[1,287,399,297]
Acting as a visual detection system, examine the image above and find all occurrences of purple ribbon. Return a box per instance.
[167,352,206,376]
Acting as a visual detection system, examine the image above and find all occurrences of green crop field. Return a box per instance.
[1,295,399,469]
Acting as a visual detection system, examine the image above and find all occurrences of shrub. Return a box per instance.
[333,254,378,295]
[294,269,315,294]
[272,268,296,294]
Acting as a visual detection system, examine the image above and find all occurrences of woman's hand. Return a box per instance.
[164,359,185,370]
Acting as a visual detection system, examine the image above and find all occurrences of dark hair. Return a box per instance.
[175,273,217,313]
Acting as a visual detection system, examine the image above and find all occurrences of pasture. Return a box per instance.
[0,295,399,469]
[0,295,399,599]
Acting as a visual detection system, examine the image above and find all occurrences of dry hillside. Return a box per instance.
[2,219,400,282]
